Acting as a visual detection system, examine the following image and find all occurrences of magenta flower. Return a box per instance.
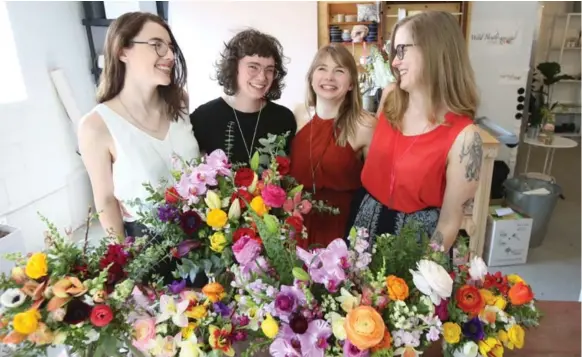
[296,239,349,291]
[343,340,369,357]
[206,149,231,176]
[269,338,301,357]
[261,184,287,208]
[274,285,306,322]
[232,235,262,266]
[435,298,449,321]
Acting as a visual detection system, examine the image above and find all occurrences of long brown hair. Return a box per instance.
[385,11,479,129]
[96,12,188,121]
[305,44,363,147]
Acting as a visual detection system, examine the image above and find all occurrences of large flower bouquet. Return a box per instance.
[441,257,542,357]
[229,219,466,357]
[130,132,337,287]
[0,215,137,357]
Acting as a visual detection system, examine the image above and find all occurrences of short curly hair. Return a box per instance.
[215,28,287,101]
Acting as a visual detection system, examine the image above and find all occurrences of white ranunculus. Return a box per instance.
[453,341,479,357]
[468,256,488,282]
[409,260,453,305]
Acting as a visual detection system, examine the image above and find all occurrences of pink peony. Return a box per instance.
[132,317,156,351]
[261,184,287,208]
[233,235,262,266]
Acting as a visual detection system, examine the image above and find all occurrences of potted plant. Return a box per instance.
[360,44,395,113]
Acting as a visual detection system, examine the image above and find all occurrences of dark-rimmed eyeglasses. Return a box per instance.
[394,44,415,60]
[131,39,174,58]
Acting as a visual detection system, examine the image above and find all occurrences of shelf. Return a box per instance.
[82,18,114,27]
[330,21,376,26]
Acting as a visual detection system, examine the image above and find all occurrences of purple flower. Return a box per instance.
[463,317,485,341]
[173,239,201,258]
[158,203,179,222]
[269,338,301,357]
[435,298,449,321]
[213,302,231,317]
[235,315,250,327]
[274,286,305,322]
[296,239,348,291]
[232,235,262,266]
[168,280,187,294]
[343,340,369,357]
[289,313,309,334]
[275,319,331,357]
[179,211,202,235]
[206,149,231,176]
[232,330,248,342]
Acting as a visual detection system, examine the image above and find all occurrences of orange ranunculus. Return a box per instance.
[456,285,485,316]
[386,275,409,301]
[344,305,386,350]
[371,330,392,352]
[508,282,534,305]
[202,282,226,303]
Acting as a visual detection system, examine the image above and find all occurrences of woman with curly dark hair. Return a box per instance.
[190,29,296,165]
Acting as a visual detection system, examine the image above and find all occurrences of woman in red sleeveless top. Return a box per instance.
[346,11,483,252]
[290,44,376,250]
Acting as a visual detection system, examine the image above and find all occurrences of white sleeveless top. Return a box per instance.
[92,103,200,222]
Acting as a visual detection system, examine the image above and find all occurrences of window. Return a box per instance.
[0,1,26,104]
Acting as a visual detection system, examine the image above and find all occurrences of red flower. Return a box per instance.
[456,285,485,316]
[234,168,255,187]
[180,210,202,235]
[231,189,253,209]
[275,156,291,175]
[483,272,509,295]
[233,228,262,245]
[165,187,180,204]
[285,216,303,234]
[508,282,534,305]
[90,304,114,327]
[99,244,129,286]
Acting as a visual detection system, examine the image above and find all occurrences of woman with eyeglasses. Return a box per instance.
[346,11,482,252]
[78,12,199,241]
[190,29,296,165]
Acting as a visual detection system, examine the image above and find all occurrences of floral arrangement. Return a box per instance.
[0,215,137,357]
[228,219,465,357]
[441,257,542,357]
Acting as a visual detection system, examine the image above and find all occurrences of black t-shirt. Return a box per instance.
[190,97,297,165]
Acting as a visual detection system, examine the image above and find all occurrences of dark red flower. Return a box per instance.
[63,299,92,325]
[165,187,180,204]
[285,216,303,234]
[275,156,291,175]
[179,210,202,235]
[99,244,129,286]
[90,304,114,327]
[231,189,253,209]
[234,168,255,187]
[483,272,509,295]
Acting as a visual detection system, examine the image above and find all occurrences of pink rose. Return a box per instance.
[233,235,262,266]
[132,317,156,351]
[261,184,287,208]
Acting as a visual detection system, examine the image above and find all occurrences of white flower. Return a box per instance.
[204,191,222,210]
[228,198,241,220]
[468,256,488,282]
[454,341,479,357]
[410,260,453,305]
[157,295,189,327]
[328,312,346,340]
[0,288,26,308]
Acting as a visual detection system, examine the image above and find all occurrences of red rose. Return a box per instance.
[90,304,114,327]
[234,168,255,187]
[285,216,303,234]
[275,156,291,175]
[233,227,262,245]
[231,189,253,209]
[165,187,180,204]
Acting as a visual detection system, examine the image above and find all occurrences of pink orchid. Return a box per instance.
[283,192,312,217]
[206,149,231,176]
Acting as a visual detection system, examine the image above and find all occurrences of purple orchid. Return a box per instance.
[274,285,306,322]
[296,239,349,292]
[206,149,231,176]
[269,338,301,357]
[343,340,370,357]
[273,319,331,357]
[173,239,202,258]
[168,280,187,294]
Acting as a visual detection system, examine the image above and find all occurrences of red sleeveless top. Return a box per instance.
[362,112,473,213]
[289,115,363,249]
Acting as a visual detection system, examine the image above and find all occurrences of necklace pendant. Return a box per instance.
[313,182,316,194]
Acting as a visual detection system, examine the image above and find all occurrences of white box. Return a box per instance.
[483,205,533,267]
[0,224,26,276]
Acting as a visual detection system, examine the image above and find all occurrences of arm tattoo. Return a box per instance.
[462,198,474,214]
[430,230,444,246]
[459,132,483,182]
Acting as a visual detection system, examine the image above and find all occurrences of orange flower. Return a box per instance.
[386,275,409,301]
[344,306,386,350]
[371,330,392,352]
[456,285,485,316]
[508,282,534,305]
[202,282,226,303]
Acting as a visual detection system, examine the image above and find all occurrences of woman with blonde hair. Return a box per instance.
[289,44,376,249]
[347,11,483,251]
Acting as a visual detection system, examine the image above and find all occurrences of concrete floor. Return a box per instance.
[74,141,582,302]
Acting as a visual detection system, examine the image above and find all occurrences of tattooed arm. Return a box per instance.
[433,124,483,251]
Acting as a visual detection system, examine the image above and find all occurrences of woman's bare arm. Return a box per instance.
[78,113,125,240]
[352,111,378,159]
[433,124,483,251]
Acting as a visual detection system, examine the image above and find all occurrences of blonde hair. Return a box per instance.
[385,11,479,129]
[305,44,363,147]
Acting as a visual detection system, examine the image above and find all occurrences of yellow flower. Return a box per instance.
[479,337,503,357]
[13,309,41,335]
[336,288,361,313]
[187,305,208,320]
[261,313,279,339]
[250,196,268,217]
[209,232,228,253]
[493,295,507,310]
[328,312,347,340]
[442,322,462,344]
[498,330,514,350]
[182,322,199,339]
[25,253,48,279]
[507,274,525,285]
[507,324,525,349]
[207,209,228,229]
[479,289,496,306]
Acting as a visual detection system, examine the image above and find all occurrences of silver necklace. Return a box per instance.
[230,98,263,162]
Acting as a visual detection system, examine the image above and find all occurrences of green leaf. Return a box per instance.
[263,214,280,234]
[250,151,260,171]
[288,184,304,197]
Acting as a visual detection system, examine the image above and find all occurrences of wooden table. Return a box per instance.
[424,301,581,357]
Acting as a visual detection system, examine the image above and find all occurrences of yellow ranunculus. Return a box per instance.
[261,314,279,339]
[187,305,208,320]
[507,274,525,285]
[493,295,507,310]
[507,324,525,349]
[479,289,496,305]
[13,309,41,335]
[25,253,48,279]
[498,330,514,350]
[182,322,199,339]
[442,322,462,344]
[250,196,268,217]
[209,232,228,253]
[479,337,503,357]
[206,209,228,229]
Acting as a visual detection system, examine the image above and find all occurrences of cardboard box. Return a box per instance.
[483,205,533,267]
[0,225,25,276]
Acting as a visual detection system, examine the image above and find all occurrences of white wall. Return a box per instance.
[0,1,96,252]
[169,1,318,111]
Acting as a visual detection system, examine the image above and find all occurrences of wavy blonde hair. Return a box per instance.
[305,44,363,147]
[385,11,479,129]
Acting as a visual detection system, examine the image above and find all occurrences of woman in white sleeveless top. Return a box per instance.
[78,12,199,241]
